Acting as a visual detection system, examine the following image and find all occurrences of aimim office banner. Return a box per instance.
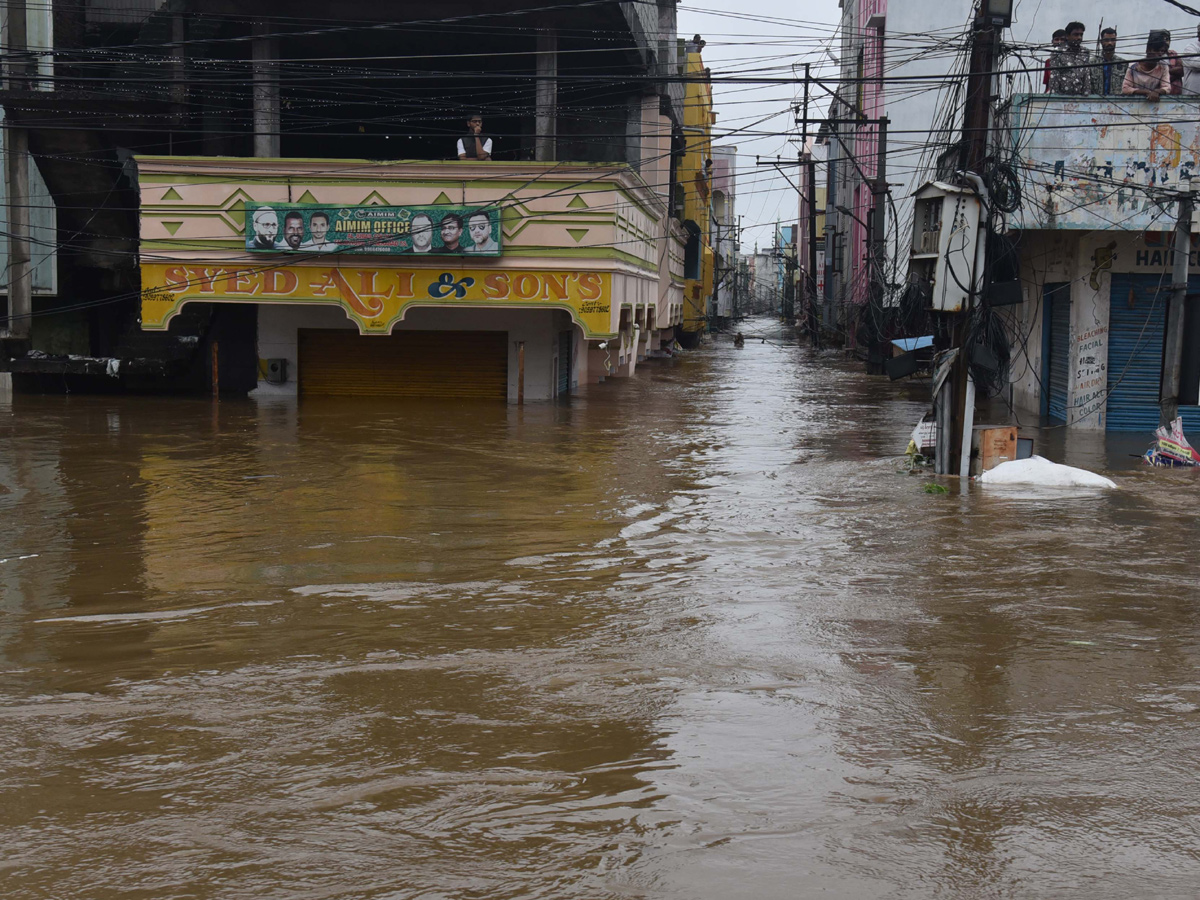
[244,203,502,257]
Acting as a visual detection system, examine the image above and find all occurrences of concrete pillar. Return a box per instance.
[170,10,187,122]
[1068,234,1111,430]
[574,329,589,385]
[5,0,32,340]
[615,323,640,377]
[640,97,670,197]
[535,29,557,162]
[252,24,281,158]
[5,127,31,340]
[587,341,611,383]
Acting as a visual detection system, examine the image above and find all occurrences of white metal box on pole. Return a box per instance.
[909,181,982,314]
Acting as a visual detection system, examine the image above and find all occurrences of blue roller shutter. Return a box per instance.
[1106,274,1166,432]
[1045,284,1071,422]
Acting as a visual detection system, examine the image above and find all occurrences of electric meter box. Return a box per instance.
[909,181,982,313]
[264,358,288,385]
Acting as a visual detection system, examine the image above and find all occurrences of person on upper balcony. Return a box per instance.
[1049,22,1099,95]
[1158,30,1185,94]
[1097,27,1129,96]
[1182,24,1200,94]
[1044,29,1066,92]
[1123,35,1172,102]
[457,115,493,161]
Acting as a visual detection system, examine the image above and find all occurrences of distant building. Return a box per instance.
[710,145,738,328]
[744,245,782,316]
[677,40,716,347]
[797,138,828,334]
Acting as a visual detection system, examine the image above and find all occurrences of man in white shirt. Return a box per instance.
[457,115,493,160]
[299,211,339,252]
[1183,24,1200,94]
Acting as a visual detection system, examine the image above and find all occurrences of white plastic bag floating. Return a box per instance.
[977,456,1116,489]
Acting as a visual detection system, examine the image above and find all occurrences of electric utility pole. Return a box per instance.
[1161,186,1195,425]
[794,109,890,357]
[941,1,1000,476]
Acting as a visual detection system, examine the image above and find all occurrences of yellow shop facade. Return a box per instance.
[137,155,685,401]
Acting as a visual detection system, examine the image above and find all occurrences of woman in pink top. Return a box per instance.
[1123,36,1172,101]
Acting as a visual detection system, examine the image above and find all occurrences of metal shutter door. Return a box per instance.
[1046,286,1071,422]
[1106,275,1165,432]
[298,329,508,399]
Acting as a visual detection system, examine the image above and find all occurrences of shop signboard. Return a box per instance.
[141,264,614,338]
[243,203,502,257]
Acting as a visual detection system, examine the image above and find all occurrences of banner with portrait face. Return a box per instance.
[244,203,503,257]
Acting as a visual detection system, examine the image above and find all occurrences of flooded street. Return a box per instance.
[2,318,1199,899]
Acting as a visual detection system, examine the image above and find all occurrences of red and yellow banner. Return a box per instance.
[140,264,615,337]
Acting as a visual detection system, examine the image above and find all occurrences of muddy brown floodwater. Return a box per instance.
[2,318,1199,899]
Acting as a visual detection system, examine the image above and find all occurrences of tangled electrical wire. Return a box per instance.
[985,156,1022,214]
[965,300,1012,398]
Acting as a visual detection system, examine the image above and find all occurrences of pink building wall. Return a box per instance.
[849,0,885,306]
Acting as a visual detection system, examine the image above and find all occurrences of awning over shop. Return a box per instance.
[891,335,934,352]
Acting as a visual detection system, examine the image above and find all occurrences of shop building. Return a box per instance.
[138,157,678,401]
[1,1,689,401]
[710,144,738,329]
[1005,95,1200,432]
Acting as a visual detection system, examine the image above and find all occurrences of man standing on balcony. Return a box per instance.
[1097,28,1128,96]
[1159,30,1185,94]
[1044,29,1066,92]
[457,115,493,161]
[1049,22,1099,95]
[1182,25,1200,94]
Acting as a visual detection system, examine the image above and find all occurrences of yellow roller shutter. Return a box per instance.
[298,329,507,399]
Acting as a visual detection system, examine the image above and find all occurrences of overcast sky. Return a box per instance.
[676,0,842,249]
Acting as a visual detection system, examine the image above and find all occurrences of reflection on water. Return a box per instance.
[2,319,1198,899]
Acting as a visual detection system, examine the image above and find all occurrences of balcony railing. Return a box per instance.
[136,157,668,274]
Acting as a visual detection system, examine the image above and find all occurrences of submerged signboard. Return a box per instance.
[244,203,502,257]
